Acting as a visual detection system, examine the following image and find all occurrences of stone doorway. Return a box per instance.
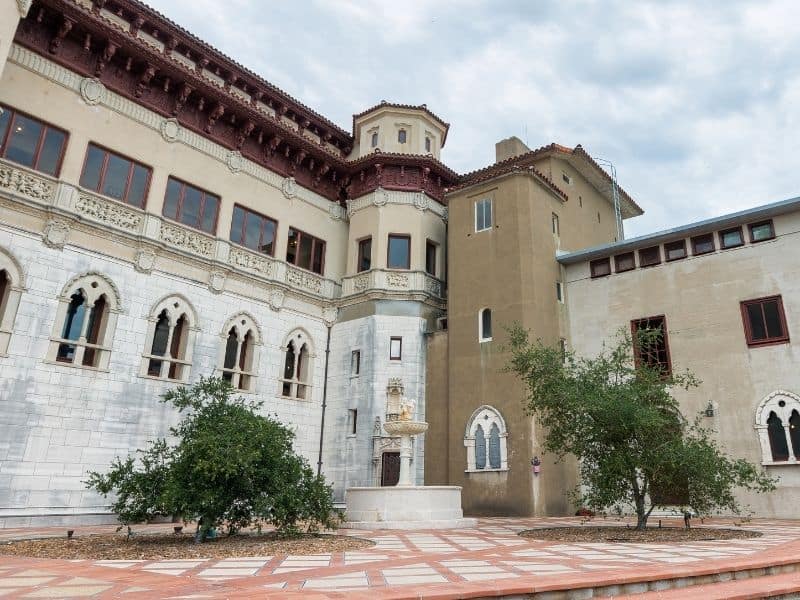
[381,452,400,486]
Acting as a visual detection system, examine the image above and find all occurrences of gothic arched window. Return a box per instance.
[464,405,509,472]
[0,247,25,356]
[217,313,261,391]
[755,390,800,464]
[281,329,314,399]
[141,295,197,381]
[48,272,121,369]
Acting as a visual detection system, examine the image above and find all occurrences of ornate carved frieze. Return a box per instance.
[42,219,70,249]
[158,222,214,257]
[353,275,369,292]
[75,192,142,232]
[0,164,56,202]
[286,267,322,294]
[229,246,273,277]
[425,277,442,296]
[386,273,410,288]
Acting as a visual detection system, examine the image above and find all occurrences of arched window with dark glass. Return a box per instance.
[489,422,501,469]
[222,328,238,384]
[237,330,254,391]
[480,308,492,341]
[475,424,486,470]
[790,410,800,461]
[82,294,108,367]
[148,310,170,376]
[768,411,790,461]
[0,270,9,320]
[282,340,296,396]
[168,314,188,380]
[217,314,260,391]
[57,291,87,363]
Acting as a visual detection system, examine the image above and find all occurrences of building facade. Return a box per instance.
[0,0,797,526]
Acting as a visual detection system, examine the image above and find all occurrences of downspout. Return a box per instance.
[317,324,332,476]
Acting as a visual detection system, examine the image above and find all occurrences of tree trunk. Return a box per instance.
[635,495,648,530]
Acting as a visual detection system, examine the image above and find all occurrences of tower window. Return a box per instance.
[371,131,378,147]
[425,137,432,152]
[479,308,492,342]
[398,129,407,144]
[475,198,492,232]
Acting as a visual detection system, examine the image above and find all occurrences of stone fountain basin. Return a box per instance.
[344,486,477,530]
[383,420,429,436]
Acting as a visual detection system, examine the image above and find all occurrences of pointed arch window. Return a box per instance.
[464,405,509,472]
[755,390,800,465]
[141,296,197,381]
[479,308,492,342]
[281,330,314,399]
[0,248,25,356]
[47,273,120,369]
[218,313,261,391]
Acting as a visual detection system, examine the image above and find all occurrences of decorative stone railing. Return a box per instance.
[341,269,445,300]
[0,159,342,302]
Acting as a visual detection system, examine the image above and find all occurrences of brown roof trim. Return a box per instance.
[352,101,451,146]
[446,163,568,201]
[348,150,459,179]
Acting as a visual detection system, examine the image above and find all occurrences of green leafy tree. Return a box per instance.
[87,378,337,540]
[506,325,776,529]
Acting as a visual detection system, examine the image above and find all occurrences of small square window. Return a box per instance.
[551,213,560,236]
[590,258,611,278]
[691,233,715,255]
[719,227,744,249]
[614,252,635,273]
[351,350,361,375]
[562,172,572,185]
[639,246,661,268]
[749,220,775,243]
[556,281,564,302]
[390,337,402,360]
[665,240,687,261]
[741,295,789,347]
[475,198,492,232]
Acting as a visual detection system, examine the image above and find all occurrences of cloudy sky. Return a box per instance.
[146,0,798,237]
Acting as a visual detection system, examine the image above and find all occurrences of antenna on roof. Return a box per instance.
[592,157,624,241]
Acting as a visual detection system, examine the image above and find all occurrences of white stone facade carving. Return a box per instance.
[208,270,226,293]
[0,163,56,202]
[134,249,157,273]
[159,118,181,143]
[159,222,215,257]
[17,0,33,17]
[75,192,143,232]
[755,390,800,465]
[282,176,297,199]
[79,78,106,106]
[286,266,322,294]
[42,219,70,249]
[225,150,244,174]
[229,246,273,277]
[464,405,509,473]
[268,289,285,311]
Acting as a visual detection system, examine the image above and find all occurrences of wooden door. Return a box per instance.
[381,452,400,486]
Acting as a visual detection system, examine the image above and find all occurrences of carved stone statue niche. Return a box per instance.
[385,377,404,421]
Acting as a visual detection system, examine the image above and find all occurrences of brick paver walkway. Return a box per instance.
[1,517,799,598]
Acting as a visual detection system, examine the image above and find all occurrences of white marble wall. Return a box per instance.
[0,226,330,526]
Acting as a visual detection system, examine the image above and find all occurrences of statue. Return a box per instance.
[399,397,417,421]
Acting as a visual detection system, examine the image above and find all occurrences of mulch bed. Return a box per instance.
[0,531,374,560]
[519,526,762,543]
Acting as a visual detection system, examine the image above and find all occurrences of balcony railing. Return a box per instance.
[341,269,445,300]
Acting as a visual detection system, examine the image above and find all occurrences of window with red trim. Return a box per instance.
[387,234,411,269]
[0,104,67,176]
[80,144,151,208]
[287,227,326,274]
[162,177,220,234]
[631,315,672,376]
[741,295,789,347]
[357,237,372,272]
[229,204,277,255]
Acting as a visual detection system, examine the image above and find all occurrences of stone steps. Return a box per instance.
[615,571,800,599]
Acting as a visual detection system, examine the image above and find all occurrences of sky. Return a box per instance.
[145,0,799,237]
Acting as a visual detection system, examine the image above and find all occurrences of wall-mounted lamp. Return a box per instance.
[705,402,715,418]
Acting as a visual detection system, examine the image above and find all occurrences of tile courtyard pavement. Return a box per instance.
[1,517,800,598]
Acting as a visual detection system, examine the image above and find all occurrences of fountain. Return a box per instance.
[344,390,477,530]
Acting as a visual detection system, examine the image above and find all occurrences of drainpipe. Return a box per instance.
[317,324,332,476]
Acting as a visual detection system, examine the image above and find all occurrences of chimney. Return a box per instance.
[495,136,530,163]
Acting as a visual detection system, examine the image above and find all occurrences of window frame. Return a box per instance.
[691,233,715,255]
[397,129,407,144]
[356,236,372,273]
[351,349,361,376]
[162,176,220,235]
[590,257,611,278]
[425,239,438,276]
[664,239,687,262]
[631,315,672,377]
[740,295,790,348]
[551,212,560,236]
[389,336,402,361]
[80,142,152,208]
[370,131,378,148]
[386,233,411,270]
[748,220,775,243]
[0,104,69,176]
[614,252,635,273]
[229,203,278,256]
[287,226,327,275]
[556,281,564,303]
[719,226,744,250]
[638,245,662,268]
[475,198,493,232]
[479,307,493,342]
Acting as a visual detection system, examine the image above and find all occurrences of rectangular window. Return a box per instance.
[0,104,67,176]
[387,234,411,269]
[590,257,611,278]
[551,213,560,236]
[425,239,437,276]
[631,315,672,376]
[475,198,492,232]
[556,281,564,302]
[638,246,661,268]
[665,239,687,261]
[357,237,372,272]
[389,336,402,360]
[80,144,151,208]
[741,296,789,347]
[162,176,219,234]
[562,172,572,185]
[748,220,775,243]
[347,409,358,435]
[229,204,277,255]
[351,349,361,375]
[614,252,635,273]
[287,227,326,274]
[719,227,744,249]
[691,233,715,255]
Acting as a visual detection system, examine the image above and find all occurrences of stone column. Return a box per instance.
[398,434,413,486]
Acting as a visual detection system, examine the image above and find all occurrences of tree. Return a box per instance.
[87,378,337,540]
[506,326,776,529]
